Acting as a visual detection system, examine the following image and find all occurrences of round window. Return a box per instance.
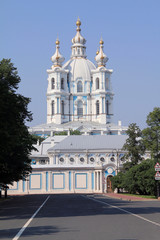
[100,157,105,162]
[110,157,115,162]
[70,157,74,162]
[59,157,64,162]
[80,157,84,163]
[90,157,94,162]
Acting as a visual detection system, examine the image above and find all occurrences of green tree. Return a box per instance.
[111,172,125,191]
[122,123,145,168]
[32,134,45,144]
[142,107,160,162]
[0,59,35,197]
[55,131,68,135]
[70,130,81,135]
[112,159,156,195]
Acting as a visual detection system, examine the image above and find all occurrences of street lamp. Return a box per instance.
[111,149,119,174]
[111,149,120,193]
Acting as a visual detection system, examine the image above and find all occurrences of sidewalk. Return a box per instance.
[104,193,158,201]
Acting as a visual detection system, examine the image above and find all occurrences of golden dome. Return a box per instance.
[99,39,104,45]
[76,17,81,26]
[55,38,60,45]
[96,50,99,55]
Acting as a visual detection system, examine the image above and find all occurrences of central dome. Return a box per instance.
[63,58,96,81]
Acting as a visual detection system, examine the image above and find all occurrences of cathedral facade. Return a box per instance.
[47,18,113,126]
[7,19,132,196]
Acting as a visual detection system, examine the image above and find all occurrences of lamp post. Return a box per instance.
[111,149,119,193]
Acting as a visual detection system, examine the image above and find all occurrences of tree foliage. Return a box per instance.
[55,131,68,135]
[112,109,160,196]
[70,130,81,135]
[122,123,145,167]
[111,159,156,195]
[54,130,81,135]
[32,134,45,144]
[142,107,160,161]
[0,59,35,189]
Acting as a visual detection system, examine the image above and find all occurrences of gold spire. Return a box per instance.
[76,17,81,27]
[99,37,104,45]
[96,48,99,55]
[55,37,60,45]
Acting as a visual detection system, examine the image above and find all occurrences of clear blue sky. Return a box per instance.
[1,0,160,129]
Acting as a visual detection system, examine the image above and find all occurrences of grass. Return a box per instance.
[119,193,157,199]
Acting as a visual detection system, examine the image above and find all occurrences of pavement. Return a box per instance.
[0,194,160,240]
[104,192,158,201]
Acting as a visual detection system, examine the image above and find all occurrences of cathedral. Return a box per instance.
[7,19,137,195]
[47,18,113,125]
[29,18,127,136]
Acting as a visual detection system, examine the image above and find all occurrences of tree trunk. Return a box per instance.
[5,187,7,199]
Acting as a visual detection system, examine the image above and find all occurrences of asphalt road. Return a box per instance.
[0,194,160,240]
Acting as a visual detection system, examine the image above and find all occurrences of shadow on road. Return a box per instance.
[0,194,160,222]
[0,225,77,239]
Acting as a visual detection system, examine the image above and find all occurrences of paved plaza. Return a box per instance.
[0,194,160,240]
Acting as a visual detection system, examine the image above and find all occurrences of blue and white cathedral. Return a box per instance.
[29,18,127,136]
[9,19,149,195]
[47,18,113,125]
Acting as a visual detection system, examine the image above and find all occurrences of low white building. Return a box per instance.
[8,135,128,194]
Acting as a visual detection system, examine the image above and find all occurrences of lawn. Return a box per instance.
[120,193,157,199]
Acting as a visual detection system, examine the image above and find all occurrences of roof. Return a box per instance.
[31,136,67,157]
[63,58,96,81]
[49,135,127,152]
[29,121,128,132]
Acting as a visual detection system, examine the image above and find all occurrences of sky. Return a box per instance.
[1,0,160,129]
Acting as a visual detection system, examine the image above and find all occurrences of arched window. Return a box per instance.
[61,100,64,115]
[96,100,99,115]
[96,77,99,89]
[77,81,83,92]
[106,100,109,115]
[61,78,64,90]
[106,78,109,90]
[52,101,55,115]
[51,78,55,89]
[77,100,83,117]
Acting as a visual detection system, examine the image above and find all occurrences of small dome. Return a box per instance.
[71,18,86,58]
[95,39,108,67]
[72,18,86,45]
[63,58,96,81]
[51,39,65,68]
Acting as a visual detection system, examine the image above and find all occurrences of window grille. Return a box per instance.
[52,101,54,115]
[96,100,99,115]
[61,100,64,115]
[77,100,83,117]
[51,78,55,89]
[96,78,99,89]
[77,81,83,92]
[61,78,64,89]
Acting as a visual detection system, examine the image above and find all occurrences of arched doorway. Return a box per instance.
[107,175,113,193]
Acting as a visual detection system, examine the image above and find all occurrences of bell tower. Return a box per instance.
[46,38,69,124]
